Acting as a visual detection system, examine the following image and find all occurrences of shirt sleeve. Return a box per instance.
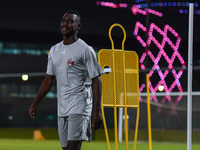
[46,48,55,76]
[84,46,103,79]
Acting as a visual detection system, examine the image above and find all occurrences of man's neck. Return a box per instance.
[63,35,78,45]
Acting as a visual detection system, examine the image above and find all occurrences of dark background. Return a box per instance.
[0,0,200,128]
[1,0,200,49]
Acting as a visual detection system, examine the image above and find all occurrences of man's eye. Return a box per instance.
[61,19,65,23]
[67,19,74,23]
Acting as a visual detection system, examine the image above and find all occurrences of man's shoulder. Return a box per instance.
[77,39,94,51]
[51,41,63,50]
[76,38,89,48]
[48,41,63,58]
[76,39,97,58]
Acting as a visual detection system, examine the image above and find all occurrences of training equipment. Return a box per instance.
[98,23,139,150]
[146,74,152,150]
[33,130,44,141]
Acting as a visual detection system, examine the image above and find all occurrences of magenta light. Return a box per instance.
[96,1,101,5]
[135,20,185,102]
[149,70,154,77]
[134,22,185,71]
[151,95,158,102]
[119,3,127,8]
[131,5,162,17]
[146,8,163,17]
[177,95,183,102]
[139,84,145,93]
[140,52,146,63]
[140,63,146,70]
[100,1,119,9]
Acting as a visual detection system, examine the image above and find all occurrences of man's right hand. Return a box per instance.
[29,104,38,119]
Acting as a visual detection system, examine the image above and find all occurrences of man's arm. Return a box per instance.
[92,76,103,130]
[29,74,55,119]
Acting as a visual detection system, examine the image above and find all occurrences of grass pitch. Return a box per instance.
[0,139,200,150]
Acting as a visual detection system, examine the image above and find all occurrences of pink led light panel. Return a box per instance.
[134,21,185,95]
[134,18,185,105]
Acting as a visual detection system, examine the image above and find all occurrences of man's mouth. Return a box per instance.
[61,26,68,31]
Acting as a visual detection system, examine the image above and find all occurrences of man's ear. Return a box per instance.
[77,23,82,30]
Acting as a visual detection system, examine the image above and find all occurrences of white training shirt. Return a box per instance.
[46,39,103,117]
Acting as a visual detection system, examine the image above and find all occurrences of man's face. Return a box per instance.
[60,13,81,37]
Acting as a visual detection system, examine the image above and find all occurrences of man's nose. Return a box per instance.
[62,20,68,26]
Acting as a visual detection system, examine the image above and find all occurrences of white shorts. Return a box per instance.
[58,114,91,147]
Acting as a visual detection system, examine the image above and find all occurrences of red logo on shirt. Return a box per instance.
[67,58,74,66]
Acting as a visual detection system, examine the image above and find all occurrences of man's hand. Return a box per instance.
[29,104,38,119]
[28,74,55,119]
[92,110,103,130]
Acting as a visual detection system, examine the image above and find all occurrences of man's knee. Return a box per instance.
[64,141,82,150]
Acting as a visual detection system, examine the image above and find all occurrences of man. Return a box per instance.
[29,10,104,150]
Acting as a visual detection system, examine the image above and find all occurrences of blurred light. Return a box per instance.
[182,2,185,6]
[163,2,167,7]
[184,9,188,14]
[96,1,100,5]
[179,9,183,14]
[150,3,154,7]
[22,74,29,81]
[172,2,176,6]
[168,2,171,6]
[139,84,145,93]
[46,50,49,55]
[47,115,55,120]
[135,0,146,3]
[139,3,148,8]
[195,3,198,7]
[131,6,162,17]
[8,115,13,120]
[123,115,129,119]
[158,85,164,92]
[154,2,158,7]
[177,2,181,6]
[119,3,128,8]
[100,1,119,9]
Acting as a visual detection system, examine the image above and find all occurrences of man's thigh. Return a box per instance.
[58,114,91,147]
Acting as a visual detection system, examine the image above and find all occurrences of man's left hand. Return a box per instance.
[92,110,103,130]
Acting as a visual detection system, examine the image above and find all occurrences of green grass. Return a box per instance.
[0,128,59,139]
[1,128,200,150]
[0,139,200,150]
[2,128,200,143]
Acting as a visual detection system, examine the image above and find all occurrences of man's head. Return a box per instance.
[60,10,81,37]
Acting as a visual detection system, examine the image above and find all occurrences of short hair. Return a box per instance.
[66,10,81,22]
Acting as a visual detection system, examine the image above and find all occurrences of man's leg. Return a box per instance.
[59,114,91,149]
[62,140,82,150]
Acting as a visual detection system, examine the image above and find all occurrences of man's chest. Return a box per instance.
[52,48,85,70]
